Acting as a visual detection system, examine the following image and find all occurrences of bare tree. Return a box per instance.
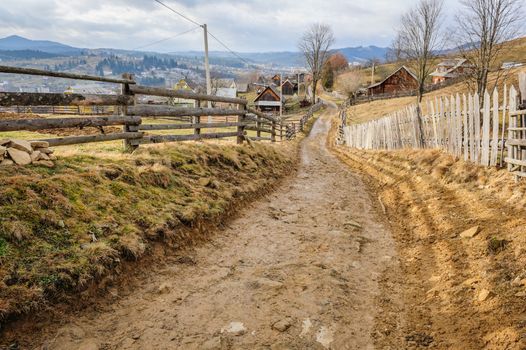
[298,23,335,104]
[456,0,523,94]
[396,0,445,103]
[340,69,363,100]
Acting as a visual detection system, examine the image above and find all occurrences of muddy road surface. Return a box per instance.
[9,110,400,349]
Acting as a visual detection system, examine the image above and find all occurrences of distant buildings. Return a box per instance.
[254,86,283,114]
[430,58,474,84]
[367,66,418,96]
[64,84,117,95]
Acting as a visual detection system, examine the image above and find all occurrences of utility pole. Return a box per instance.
[280,73,283,118]
[203,23,212,123]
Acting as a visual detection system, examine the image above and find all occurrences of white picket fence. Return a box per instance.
[343,85,523,169]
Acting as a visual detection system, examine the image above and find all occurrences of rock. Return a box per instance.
[460,226,480,239]
[201,337,222,350]
[36,147,54,154]
[33,160,54,168]
[158,282,172,294]
[0,159,14,166]
[477,289,492,302]
[511,277,525,287]
[0,139,9,146]
[8,139,32,153]
[247,278,283,290]
[7,148,31,165]
[49,154,57,160]
[30,150,41,162]
[272,318,293,332]
[0,145,6,156]
[221,322,246,336]
[30,141,49,148]
[344,220,362,229]
[39,152,51,160]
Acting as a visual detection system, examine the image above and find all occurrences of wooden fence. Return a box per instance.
[281,103,324,140]
[0,65,305,150]
[342,73,526,179]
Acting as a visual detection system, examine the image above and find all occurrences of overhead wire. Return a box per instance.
[132,26,201,51]
[152,0,251,66]
[152,0,202,27]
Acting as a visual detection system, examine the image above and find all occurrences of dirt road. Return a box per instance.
[16,108,399,349]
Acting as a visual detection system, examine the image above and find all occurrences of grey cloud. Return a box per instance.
[0,0,463,52]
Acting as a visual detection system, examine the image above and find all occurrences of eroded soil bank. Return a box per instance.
[332,144,526,349]
[2,109,400,349]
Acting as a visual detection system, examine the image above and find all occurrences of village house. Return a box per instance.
[281,79,296,96]
[254,86,283,114]
[430,58,473,84]
[367,66,418,96]
[170,79,196,107]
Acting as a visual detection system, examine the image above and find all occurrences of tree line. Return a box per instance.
[95,55,186,76]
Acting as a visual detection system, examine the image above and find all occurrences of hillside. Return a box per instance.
[337,36,526,124]
[0,35,83,55]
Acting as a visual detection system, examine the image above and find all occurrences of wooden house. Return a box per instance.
[271,74,281,86]
[367,66,418,96]
[430,58,474,84]
[254,86,283,114]
[281,80,295,96]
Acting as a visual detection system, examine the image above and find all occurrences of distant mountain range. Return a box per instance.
[0,35,84,55]
[0,35,390,66]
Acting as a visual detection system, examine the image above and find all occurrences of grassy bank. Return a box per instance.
[0,140,297,325]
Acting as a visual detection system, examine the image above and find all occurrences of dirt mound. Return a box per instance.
[331,144,526,349]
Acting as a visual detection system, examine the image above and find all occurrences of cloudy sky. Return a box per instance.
[0,0,464,53]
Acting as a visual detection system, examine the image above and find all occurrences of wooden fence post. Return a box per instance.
[121,73,140,152]
[271,121,276,142]
[237,105,246,144]
[194,100,201,136]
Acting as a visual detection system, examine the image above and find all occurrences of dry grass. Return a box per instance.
[0,139,297,324]
[346,65,526,124]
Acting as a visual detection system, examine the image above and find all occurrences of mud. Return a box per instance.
[3,108,400,349]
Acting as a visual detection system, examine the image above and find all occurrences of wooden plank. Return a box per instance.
[506,139,526,146]
[0,65,135,84]
[490,89,499,166]
[138,131,240,144]
[504,157,526,167]
[508,86,518,171]
[246,126,274,134]
[463,94,469,161]
[37,132,143,146]
[474,92,481,163]
[139,121,248,131]
[0,115,141,132]
[0,92,134,107]
[246,108,280,123]
[130,85,247,105]
[128,105,246,117]
[481,90,491,166]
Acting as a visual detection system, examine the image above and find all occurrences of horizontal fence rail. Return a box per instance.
[0,66,328,152]
[342,72,526,180]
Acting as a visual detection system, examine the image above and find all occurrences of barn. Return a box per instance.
[367,66,418,96]
[254,86,282,114]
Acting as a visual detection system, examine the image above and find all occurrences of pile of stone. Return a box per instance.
[0,139,56,167]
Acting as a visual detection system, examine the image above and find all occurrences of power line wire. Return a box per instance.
[207,31,252,66]
[152,0,251,66]
[132,26,201,51]
[152,0,202,27]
